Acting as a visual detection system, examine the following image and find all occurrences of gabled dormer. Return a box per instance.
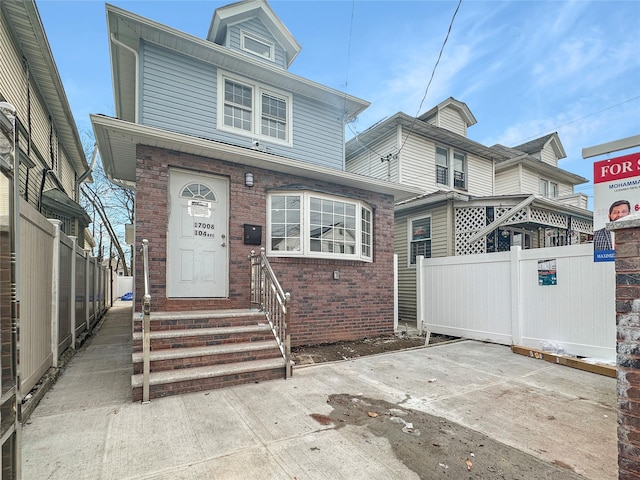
[207,0,301,69]
[513,132,566,167]
[418,97,477,137]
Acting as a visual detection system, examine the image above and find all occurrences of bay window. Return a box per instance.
[268,192,373,261]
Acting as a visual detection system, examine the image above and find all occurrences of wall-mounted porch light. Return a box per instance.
[245,172,254,187]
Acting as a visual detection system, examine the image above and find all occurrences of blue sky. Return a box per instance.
[36,0,640,206]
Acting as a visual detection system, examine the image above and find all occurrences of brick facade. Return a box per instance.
[614,224,640,479]
[134,145,396,346]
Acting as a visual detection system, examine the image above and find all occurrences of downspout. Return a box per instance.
[110,33,139,123]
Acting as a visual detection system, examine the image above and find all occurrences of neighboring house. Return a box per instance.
[345,97,593,323]
[0,0,92,244]
[91,0,422,351]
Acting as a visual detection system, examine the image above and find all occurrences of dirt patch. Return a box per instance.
[318,394,586,480]
[292,333,457,366]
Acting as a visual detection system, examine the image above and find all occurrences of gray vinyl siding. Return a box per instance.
[0,13,27,120]
[438,107,466,136]
[346,130,398,181]
[291,94,344,169]
[141,41,345,170]
[558,182,573,196]
[227,18,287,69]
[395,203,449,322]
[495,167,521,194]
[140,42,217,139]
[58,147,76,198]
[399,134,435,190]
[399,131,493,196]
[521,168,540,194]
[540,144,557,166]
[466,153,493,196]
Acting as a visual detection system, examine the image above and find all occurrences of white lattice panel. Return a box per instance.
[495,207,511,219]
[571,217,593,234]
[503,208,528,224]
[456,231,487,255]
[455,207,486,233]
[530,208,568,228]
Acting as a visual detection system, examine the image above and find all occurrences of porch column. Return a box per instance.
[609,214,640,479]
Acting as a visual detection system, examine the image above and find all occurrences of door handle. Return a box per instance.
[221,242,226,247]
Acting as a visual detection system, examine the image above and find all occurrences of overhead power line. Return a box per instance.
[397,0,463,155]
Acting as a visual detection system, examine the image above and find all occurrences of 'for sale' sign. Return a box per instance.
[593,152,640,262]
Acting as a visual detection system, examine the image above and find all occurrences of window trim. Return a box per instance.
[435,145,466,191]
[539,178,558,197]
[408,214,432,267]
[267,191,373,262]
[240,30,274,61]
[217,71,292,146]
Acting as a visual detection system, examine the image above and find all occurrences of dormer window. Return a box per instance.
[241,31,274,61]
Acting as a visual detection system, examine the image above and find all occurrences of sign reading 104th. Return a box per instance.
[593,152,640,262]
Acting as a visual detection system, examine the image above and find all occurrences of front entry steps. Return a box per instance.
[131,309,286,401]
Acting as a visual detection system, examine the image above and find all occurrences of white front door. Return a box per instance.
[166,169,228,298]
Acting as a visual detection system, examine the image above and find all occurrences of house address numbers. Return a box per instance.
[194,222,215,238]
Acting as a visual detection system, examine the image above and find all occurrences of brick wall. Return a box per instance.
[614,225,640,479]
[135,145,396,346]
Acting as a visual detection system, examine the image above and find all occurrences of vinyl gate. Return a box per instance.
[417,244,615,361]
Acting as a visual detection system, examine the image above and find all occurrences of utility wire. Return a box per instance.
[511,96,640,147]
[342,0,355,117]
[397,0,462,155]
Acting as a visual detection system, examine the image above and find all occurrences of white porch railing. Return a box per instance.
[249,248,291,378]
[141,239,151,403]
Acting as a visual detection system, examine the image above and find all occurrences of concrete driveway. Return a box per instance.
[22,302,616,479]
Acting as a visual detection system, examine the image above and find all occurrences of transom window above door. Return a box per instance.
[181,183,216,200]
[218,71,292,146]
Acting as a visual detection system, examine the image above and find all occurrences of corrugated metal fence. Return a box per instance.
[417,244,615,361]
[20,199,109,396]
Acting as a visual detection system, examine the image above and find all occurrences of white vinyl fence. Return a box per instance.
[20,200,109,396]
[114,275,133,298]
[417,244,615,361]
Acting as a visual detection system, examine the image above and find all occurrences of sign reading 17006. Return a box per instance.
[194,222,215,238]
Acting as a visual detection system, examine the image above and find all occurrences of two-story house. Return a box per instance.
[0,0,92,244]
[91,0,422,399]
[345,97,593,323]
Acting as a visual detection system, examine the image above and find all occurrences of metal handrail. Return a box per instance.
[141,239,151,402]
[250,248,291,378]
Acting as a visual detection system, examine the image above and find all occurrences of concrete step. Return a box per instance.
[131,357,286,401]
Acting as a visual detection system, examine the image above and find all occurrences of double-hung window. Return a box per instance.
[409,216,431,265]
[435,147,449,185]
[219,72,292,145]
[268,192,373,261]
[436,146,466,190]
[539,179,558,197]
